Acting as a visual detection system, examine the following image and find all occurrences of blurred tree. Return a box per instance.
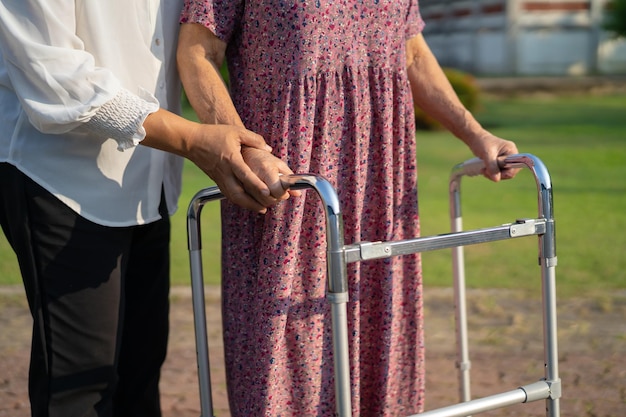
[604,0,626,38]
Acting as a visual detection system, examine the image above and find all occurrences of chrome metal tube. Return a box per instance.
[448,157,483,407]
[447,154,561,417]
[187,187,224,417]
[186,175,352,417]
[451,219,471,404]
[279,174,352,416]
[413,381,551,417]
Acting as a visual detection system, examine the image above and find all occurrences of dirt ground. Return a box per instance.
[1,284,624,417]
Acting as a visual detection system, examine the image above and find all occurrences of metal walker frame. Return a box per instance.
[187,153,561,417]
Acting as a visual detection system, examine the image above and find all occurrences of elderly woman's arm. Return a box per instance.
[177,22,297,200]
[406,34,519,182]
[177,23,243,126]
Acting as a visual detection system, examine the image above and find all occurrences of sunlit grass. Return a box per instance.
[1,93,625,297]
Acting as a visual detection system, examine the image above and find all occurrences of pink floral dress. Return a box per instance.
[181,1,425,416]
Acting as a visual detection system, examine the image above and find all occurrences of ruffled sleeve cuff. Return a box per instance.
[84,88,159,151]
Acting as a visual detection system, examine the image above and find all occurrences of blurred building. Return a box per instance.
[419,0,626,75]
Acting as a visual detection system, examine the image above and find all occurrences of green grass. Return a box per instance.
[1,93,625,297]
[169,162,222,286]
[0,238,18,285]
[417,93,626,296]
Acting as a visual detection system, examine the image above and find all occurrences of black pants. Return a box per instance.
[0,163,170,417]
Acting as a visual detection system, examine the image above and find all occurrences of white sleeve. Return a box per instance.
[0,0,156,148]
[84,88,159,151]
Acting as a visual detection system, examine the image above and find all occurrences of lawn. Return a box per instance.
[1,93,625,298]
[416,93,626,296]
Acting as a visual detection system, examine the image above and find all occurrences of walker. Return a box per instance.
[187,153,561,417]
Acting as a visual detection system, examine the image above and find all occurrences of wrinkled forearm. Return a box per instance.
[406,34,485,149]
[177,23,243,127]
[406,35,519,182]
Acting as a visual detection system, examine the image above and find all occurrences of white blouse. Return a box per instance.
[0,0,185,226]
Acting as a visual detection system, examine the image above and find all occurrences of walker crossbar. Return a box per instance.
[344,218,546,262]
[186,153,560,417]
[411,380,553,417]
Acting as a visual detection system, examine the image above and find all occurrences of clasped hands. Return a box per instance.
[189,124,298,214]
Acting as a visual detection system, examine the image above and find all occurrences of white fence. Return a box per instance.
[419,0,626,75]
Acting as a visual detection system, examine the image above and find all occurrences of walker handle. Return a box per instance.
[450,155,514,178]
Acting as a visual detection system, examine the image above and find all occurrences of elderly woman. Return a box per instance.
[178,1,518,416]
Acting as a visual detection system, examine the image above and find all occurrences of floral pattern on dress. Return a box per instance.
[181,1,426,416]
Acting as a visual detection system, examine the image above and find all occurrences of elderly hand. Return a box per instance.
[241,146,301,202]
[466,131,520,182]
[186,124,286,213]
[141,110,285,213]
